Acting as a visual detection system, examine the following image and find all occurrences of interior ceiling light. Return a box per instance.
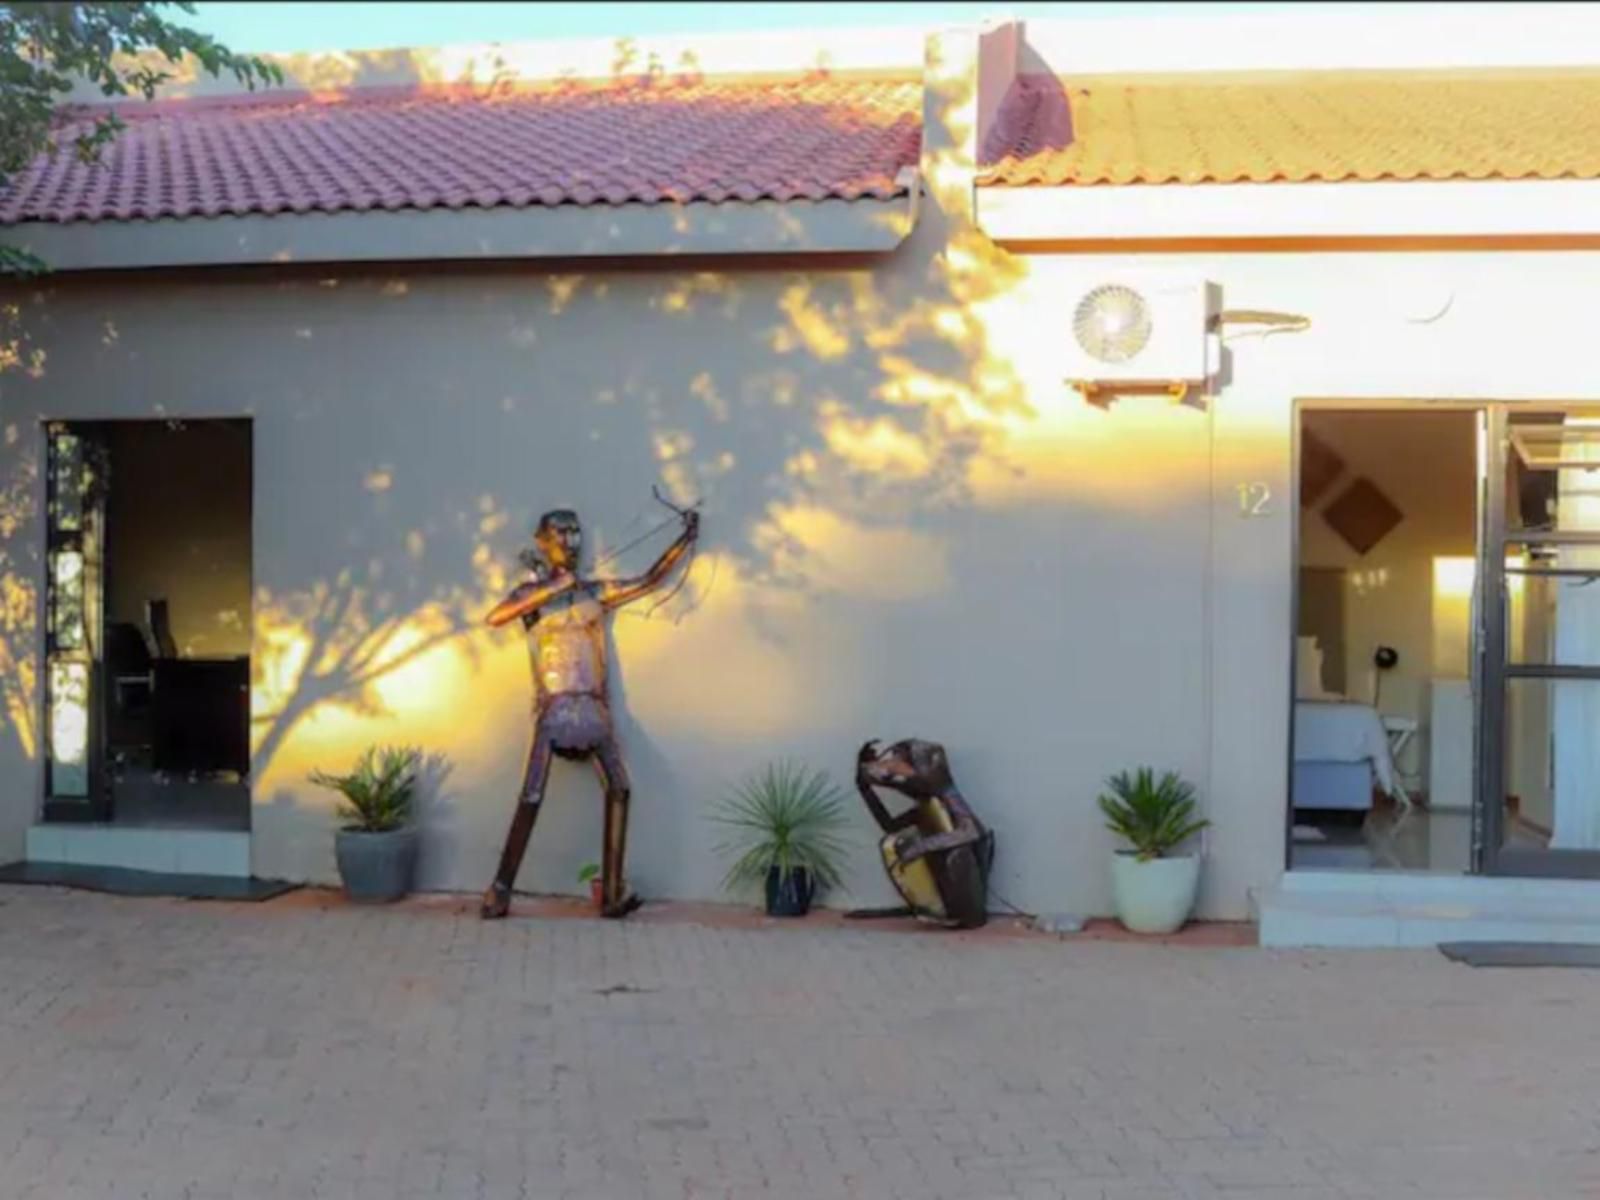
[1072,284,1153,364]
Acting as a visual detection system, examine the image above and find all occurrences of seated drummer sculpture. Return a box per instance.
[480,504,698,920]
[854,738,994,929]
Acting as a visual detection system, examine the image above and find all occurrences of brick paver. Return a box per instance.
[2,885,1599,1199]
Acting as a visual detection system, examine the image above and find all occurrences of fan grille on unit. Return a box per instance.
[1072,284,1153,364]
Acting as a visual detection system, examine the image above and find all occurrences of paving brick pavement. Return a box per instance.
[2,885,1599,1200]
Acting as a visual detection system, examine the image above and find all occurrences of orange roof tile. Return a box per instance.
[979,68,1600,187]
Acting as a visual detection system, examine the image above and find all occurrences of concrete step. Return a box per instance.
[1254,876,1600,947]
[1257,870,1600,947]
[26,824,250,878]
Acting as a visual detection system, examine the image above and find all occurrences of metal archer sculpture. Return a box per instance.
[481,490,699,920]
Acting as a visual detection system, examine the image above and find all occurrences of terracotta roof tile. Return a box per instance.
[0,75,922,225]
[980,68,1600,186]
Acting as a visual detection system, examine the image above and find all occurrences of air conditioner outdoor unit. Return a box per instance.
[1059,274,1219,399]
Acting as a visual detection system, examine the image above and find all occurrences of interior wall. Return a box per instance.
[1298,409,1477,785]
[1296,566,1347,695]
[103,420,252,659]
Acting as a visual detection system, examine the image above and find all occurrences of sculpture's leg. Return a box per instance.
[480,724,554,919]
[593,738,640,919]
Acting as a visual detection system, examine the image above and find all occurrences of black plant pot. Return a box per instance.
[764,866,814,917]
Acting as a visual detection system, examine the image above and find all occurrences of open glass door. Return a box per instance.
[1479,405,1600,877]
[43,423,109,822]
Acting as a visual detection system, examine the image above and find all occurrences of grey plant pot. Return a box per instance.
[334,826,419,903]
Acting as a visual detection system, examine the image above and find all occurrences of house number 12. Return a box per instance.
[1236,482,1271,517]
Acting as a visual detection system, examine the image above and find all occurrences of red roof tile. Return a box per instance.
[0,76,922,225]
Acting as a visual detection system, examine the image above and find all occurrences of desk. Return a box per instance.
[152,657,250,776]
[1381,715,1419,816]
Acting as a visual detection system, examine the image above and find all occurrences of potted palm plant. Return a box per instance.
[1098,767,1210,934]
[311,745,421,903]
[577,862,602,908]
[710,761,850,916]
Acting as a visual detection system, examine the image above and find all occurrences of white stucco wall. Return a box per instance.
[3,245,1599,918]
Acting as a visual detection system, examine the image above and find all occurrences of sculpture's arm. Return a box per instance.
[485,572,578,627]
[893,790,984,863]
[597,512,698,610]
[857,776,921,833]
[854,741,918,833]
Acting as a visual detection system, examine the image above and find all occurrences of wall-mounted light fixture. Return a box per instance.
[1372,644,1399,708]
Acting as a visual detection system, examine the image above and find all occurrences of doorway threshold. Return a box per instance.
[25,824,249,878]
[1257,869,1600,947]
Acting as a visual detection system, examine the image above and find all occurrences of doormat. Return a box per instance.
[1440,941,1600,968]
[0,860,299,902]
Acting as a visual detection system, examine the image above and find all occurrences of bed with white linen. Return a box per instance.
[1292,700,1399,813]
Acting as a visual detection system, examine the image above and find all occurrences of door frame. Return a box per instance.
[1288,398,1486,872]
[1478,403,1600,878]
[38,416,256,829]
[1290,398,1600,880]
[41,422,110,822]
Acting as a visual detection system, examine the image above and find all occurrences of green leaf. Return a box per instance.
[310,745,421,833]
[1098,767,1209,858]
[708,761,852,897]
[0,3,282,271]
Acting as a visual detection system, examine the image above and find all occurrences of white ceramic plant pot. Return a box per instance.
[1110,852,1201,934]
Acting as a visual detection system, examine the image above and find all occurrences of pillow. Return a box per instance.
[1297,636,1331,701]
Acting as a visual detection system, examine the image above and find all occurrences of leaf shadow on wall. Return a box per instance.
[0,45,1062,893]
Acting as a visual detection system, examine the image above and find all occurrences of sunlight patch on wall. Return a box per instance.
[251,600,515,810]
[1432,553,1525,673]
[367,623,479,717]
[0,304,46,379]
[772,281,851,360]
[546,274,583,315]
[252,616,311,739]
[755,504,949,601]
[1432,554,1474,675]
[652,430,694,462]
[0,578,38,755]
[874,357,954,410]
[818,402,933,479]
[657,273,731,317]
[249,548,502,777]
[610,554,851,740]
[689,372,729,423]
[964,396,1214,511]
[1,655,36,758]
[0,442,40,760]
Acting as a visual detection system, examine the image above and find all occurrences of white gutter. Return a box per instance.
[7,187,919,272]
[977,179,1600,245]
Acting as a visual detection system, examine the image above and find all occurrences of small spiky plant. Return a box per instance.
[1098,767,1209,862]
[709,761,851,894]
[310,746,420,833]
